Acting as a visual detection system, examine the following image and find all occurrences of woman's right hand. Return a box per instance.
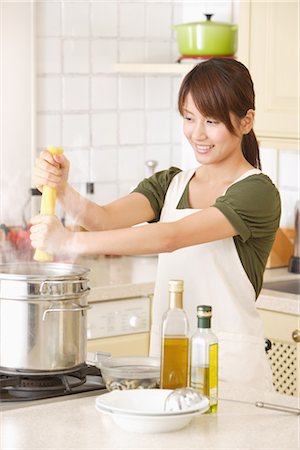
[32,150,70,197]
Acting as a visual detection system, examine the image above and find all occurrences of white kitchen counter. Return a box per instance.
[258,267,300,315]
[1,384,299,450]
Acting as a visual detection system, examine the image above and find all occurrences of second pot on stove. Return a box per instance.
[0,262,90,374]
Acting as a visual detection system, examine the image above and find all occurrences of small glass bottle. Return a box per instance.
[190,305,218,413]
[160,280,189,389]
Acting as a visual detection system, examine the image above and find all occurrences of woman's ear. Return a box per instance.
[241,109,255,134]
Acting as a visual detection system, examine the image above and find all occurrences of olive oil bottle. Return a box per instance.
[190,305,218,413]
[160,280,189,389]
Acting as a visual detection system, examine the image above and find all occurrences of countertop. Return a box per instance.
[76,255,299,315]
[1,384,299,450]
[258,267,300,315]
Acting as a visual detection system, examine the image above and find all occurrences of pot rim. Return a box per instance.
[174,21,237,30]
[0,262,90,281]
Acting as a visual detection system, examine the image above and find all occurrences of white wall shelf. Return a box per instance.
[114,63,194,74]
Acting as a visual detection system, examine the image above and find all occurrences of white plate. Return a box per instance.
[95,389,209,416]
[95,389,209,433]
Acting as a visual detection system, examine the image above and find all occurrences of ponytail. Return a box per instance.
[242,129,261,169]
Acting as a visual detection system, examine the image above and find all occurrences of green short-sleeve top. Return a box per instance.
[132,167,281,297]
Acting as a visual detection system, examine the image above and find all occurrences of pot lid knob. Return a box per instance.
[204,14,214,21]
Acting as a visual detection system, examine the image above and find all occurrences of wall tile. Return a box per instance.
[63,114,89,147]
[118,146,145,182]
[119,76,145,109]
[92,39,118,73]
[37,38,61,74]
[91,3,118,37]
[63,76,89,110]
[120,3,145,38]
[68,148,90,184]
[172,76,183,108]
[36,2,61,37]
[182,2,232,23]
[36,114,61,149]
[145,76,171,109]
[91,148,118,182]
[93,183,119,205]
[146,3,172,39]
[146,110,171,144]
[119,111,144,145]
[92,113,118,146]
[63,39,89,74]
[146,41,172,63]
[171,110,183,144]
[37,77,61,112]
[62,1,89,37]
[145,145,171,175]
[92,75,118,110]
[119,41,145,63]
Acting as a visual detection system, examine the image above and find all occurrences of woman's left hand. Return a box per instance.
[30,215,72,255]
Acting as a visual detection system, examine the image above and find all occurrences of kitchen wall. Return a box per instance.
[35,0,185,222]
[0,0,298,229]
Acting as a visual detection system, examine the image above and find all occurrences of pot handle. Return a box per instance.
[204,14,214,21]
[42,303,91,320]
[39,279,88,295]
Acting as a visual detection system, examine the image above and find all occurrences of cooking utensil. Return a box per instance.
[164,388,204,412]
[33,146,64,262]
[0,262,90,373]
[223,397,300,415]
[173,14,238,57]
[256,401,300,415]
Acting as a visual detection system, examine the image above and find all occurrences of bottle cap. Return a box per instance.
[168,279,184,292]
[197,305,212,318]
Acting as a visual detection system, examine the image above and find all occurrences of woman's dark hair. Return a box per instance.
[178,58,261,169]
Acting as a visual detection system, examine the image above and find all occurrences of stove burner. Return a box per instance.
[0,364,105,402]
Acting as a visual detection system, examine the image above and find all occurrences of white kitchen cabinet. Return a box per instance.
[257,307,299,396]
[238,1,299,150]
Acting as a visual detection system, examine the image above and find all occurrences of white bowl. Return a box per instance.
[95,389,209,433]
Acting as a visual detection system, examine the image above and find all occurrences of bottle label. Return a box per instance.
[209,343,218,407]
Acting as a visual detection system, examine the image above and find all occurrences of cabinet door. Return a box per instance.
[239,1,299,145]
[258,308,299,396]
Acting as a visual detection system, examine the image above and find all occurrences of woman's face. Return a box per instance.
[182,92,245,166]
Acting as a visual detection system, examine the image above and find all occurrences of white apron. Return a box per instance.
[150,168,273,391]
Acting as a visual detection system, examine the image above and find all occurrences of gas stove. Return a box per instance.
[0,364,106,410]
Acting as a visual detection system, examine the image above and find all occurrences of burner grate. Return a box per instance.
[0,364,105,402]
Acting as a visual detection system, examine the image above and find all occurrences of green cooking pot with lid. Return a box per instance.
[173,14,238,57]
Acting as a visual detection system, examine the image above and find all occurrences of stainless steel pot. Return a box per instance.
[0,262,90,374]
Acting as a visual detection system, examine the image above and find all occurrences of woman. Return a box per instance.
[30,58,281,390]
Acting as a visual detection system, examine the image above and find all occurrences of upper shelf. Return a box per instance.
[114,63,194,74]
